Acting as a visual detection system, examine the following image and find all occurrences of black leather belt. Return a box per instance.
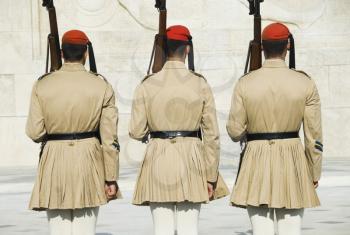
[150,130,202,139]
[247,132,299,142]
[46,131,99,141]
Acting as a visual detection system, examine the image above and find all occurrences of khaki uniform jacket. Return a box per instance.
[26,63,121,210]
[227,59,322,209]
[130,61,228,205]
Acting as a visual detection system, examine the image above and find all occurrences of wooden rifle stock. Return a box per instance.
[148,0,167,74]
[43,0,62,73]
[152,9,167,73]
[244,0,263,74]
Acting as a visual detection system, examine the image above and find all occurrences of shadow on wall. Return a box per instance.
[235,230,253,235]
[92,229,252,235]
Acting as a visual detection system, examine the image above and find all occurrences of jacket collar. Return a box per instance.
[262,59,287,68]
[60,63,86,72]
[163,60,187,70]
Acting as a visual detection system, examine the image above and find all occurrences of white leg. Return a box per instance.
[176,202,201,235]
[276,208,304,235]
[150,202,176,235]
[47,209,73,235]
[71,207,99,235]
[247,206,275,235]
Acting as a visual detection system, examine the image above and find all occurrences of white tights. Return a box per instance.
[150,202,201,235]
[247,206,304,235]
[46,207,99,235]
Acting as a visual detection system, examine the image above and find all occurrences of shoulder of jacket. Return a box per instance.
[238,71,253,81]
[37,72,52,81]
[292,69,311,79]
[190,71,207,82]
[89,72,110,83]
[141,73,156,83]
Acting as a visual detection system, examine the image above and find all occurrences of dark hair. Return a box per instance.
[62,43,87,61]
[262,40,288,58]
[167,39,188,58]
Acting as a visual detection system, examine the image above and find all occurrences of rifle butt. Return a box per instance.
[46,6,62,71]
[158,9,167,35]
[152,34,167,73]
[48,35,62,72]
[249,41,262,72]
[152,8,167,74]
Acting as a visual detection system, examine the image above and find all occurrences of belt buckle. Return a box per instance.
[68,133,77,146]
[168,132,178,143]
[72,133,78,140]
[166,132,176,139]
[268,137,275,145]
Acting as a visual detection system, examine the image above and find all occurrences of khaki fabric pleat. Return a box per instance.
[231,139,320,209]
[29,139,109,210]
[133,138,211,205]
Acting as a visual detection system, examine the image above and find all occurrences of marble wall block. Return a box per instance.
[0,74,15,116]
[329,65,350,107]
[0,117,37,166]
[322,108,350,157]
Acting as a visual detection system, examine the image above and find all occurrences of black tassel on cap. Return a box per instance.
[188,40,195,72]
[87,41,97,73]
[289,34,295,69]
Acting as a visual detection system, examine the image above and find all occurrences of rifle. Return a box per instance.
[244,0,264,74]
[42,0,62,73]
[147,0,167,75]
[235,138,247,184]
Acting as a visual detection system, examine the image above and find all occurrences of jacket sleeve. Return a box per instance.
[26,81,46,142]
[99,83,119,182]
[226,80,247,142]
[303,80,323,182]
[129,84,149,141]
[201,82,220,183]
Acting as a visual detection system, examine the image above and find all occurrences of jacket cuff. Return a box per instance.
[313,173,321,182]
[105,180,117,186]
[206,172,218,185]
[207,181,217,190]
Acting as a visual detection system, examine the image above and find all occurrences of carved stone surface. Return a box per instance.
[0,0,349,166]
[256,0,326,28]
[0,75,15,116]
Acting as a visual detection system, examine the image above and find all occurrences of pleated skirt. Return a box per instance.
[133,138,229,205]
[29,138,119,211]
[231,138,320,209]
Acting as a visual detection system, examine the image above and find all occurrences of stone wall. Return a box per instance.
[0,0,349,166]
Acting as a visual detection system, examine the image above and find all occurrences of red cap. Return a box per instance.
[166,25,192,42]
[262,23,290,41]
[62,30,89,45]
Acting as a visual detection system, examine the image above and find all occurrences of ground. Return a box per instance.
[0,158,349,235]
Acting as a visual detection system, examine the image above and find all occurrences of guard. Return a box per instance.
[227,23,323,235]
[129,25,229,235]
[26,30,121,235]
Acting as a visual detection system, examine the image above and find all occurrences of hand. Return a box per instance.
[207,183,214,199]
[104,182,118,201]
[313,181,319,189]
